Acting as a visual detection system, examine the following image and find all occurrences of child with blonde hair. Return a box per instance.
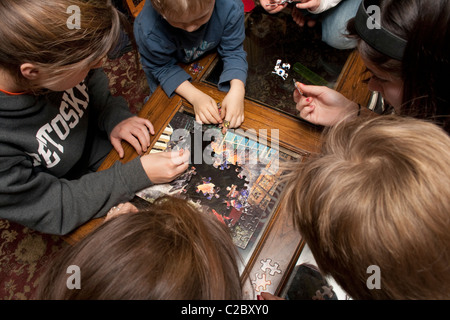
[281,116,450,299]
[134,0,248,129]
[0,0,189,235]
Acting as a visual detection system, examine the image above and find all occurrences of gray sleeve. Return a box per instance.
[0,150,151,235]
[86,68,135,135]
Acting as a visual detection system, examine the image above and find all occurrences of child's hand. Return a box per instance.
[260,0,290,14]
[294,0,320,12]
[110,116,155,158]
[294,83,359,126]
[220,79,245,133]
[140,149,190,184]
[176,81,222,125]
[292,6,317,28]
[192,91,222,125]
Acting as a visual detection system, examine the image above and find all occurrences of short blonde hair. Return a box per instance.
[284,115,450,299]
[0,0,121,91]
[150,0,215,19]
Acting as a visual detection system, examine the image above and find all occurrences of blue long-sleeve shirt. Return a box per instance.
[134,0,248,97]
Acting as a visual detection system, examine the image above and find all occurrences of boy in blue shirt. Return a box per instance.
[134,0,248,129]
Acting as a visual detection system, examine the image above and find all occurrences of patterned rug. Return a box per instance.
[0,50,149,300]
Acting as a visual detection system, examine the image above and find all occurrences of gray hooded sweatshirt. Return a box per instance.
[0,69,151,235]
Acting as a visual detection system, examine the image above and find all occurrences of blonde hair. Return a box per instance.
[284,115,450,299]
[150,0,214,19]
[0,0,121,91]
[35,196,242,300]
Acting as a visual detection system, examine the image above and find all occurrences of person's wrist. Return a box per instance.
[346,101,361,117]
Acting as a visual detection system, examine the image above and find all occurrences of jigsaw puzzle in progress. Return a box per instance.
[136,111,300,263]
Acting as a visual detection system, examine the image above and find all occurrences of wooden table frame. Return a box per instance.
[64,46,370,298]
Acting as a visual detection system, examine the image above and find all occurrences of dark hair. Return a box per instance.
[347,0,450,133]
[35,196,242,300]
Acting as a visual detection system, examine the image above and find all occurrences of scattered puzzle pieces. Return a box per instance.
[272,59,291,80]
[251,273,272,292]
[189,62,204,75]
[260,258,282,276]
[312,285,335,300]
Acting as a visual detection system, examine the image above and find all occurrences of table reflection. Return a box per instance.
[204,5,352,117]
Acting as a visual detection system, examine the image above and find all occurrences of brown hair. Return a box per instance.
[150,0,215,20]
[0,0,122,91]
[35,196,242,299]
[347,0,450,133]
[284,115,450,299]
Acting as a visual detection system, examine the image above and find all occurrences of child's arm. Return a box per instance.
[176,80,222,125]
[0,150,188,235]
[215,0,248,130]
[220,79,245,131]
[216,0,248,91]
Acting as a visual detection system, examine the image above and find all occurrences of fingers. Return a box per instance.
[295,0,319,10]
[259,292,285,301]
[264,2,287,14]
[111,138,125,158]
[167,149,191,166]
[143,119,155,135]
[105,202,138,221]
[195,113,203,125]
[196,104,222,125]
[295,91,315,119]
[112,117,154,155]
[165,150,190,179]
[299,105,315,120]
[291,8,306,27]
[207,105,223,124]
[228,114,245,130]
[220,108,244,133]
[140,150,190,184]
[294,82,325,97]
[122,131,149,155]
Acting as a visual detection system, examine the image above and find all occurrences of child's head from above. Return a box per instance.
[151,0,215,32]
[0,0,121,92]
[285,115,450,299]
[36,196,243,300]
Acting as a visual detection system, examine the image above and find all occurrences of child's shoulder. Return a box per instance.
[213,0,245,24]
[215,0,244,12]
[135,1,160,29]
